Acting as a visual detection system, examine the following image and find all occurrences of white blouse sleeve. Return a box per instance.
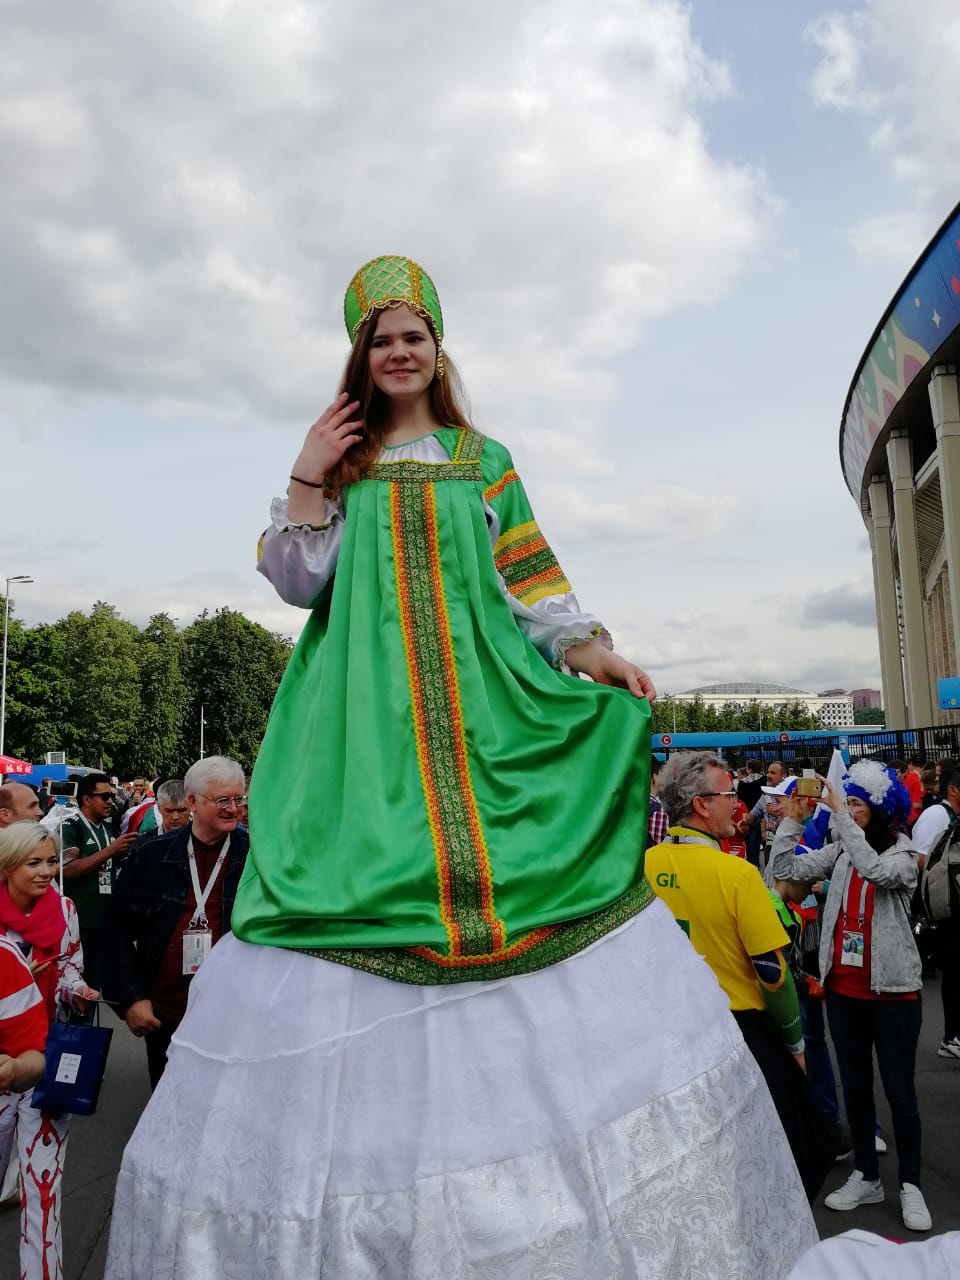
[257,496,346,609]
[485,499,612,669]
[55,896,87,1009]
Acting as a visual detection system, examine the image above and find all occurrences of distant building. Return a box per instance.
[674,683,855,728]
[851,688,883,711]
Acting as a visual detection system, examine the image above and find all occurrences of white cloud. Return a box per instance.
[797,578,878,629]
[806,12,876,111]
[845,209,932,269]
[1,2,901,706]
[0,0,771,432]
[806,2,960,212]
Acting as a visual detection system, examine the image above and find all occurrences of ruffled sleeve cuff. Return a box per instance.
[256,496,345,609]
[504,587,613,670]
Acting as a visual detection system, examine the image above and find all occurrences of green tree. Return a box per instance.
[3,622,76,762]
[716,701,742,731]
[136,613,187,777]
[1,612,27,756]
[58,602,142,771]
[854,707,885,725]
[181,608,292,772]
[774,701,818,731]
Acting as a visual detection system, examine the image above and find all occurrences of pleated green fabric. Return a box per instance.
[233,428,653,982]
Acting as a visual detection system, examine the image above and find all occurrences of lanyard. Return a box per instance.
[186,834,230,930]
[843,868,870,930]
[669,828,721,850]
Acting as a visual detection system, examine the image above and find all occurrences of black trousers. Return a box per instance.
[826,990,923,1187]
[733,1009,834,1204]
[79,926,103,992]
[934,920,960,1041]
[744,823,762,870]
[144,1018,178,1091]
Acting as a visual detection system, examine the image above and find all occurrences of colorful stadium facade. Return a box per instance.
[841,203,960,730]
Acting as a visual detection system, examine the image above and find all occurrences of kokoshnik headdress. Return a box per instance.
[344,256,445,376]
[842,759,912,824]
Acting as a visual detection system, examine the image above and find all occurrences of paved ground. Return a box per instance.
[1,977,958,1279]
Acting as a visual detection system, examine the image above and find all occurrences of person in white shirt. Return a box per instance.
[911,760,960,1061]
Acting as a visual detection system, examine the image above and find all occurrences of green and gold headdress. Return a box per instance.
[343,255,444,346]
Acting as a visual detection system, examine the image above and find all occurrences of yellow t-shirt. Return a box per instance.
[646,825,789,1012]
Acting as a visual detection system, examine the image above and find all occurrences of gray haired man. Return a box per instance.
[101,756,250,1088]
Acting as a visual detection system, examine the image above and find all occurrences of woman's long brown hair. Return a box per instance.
[323,310,474,496]
[862,808,898,852]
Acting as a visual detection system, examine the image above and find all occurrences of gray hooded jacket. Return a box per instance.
[771,810,921,995]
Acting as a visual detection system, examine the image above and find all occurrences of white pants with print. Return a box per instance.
[0,1087,70,1280]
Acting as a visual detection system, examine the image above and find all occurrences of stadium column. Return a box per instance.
[886,430,934,725]
[868,476,907,729]
[929,365,960,685]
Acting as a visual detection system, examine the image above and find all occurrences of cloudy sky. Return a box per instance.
[3,0,958,697]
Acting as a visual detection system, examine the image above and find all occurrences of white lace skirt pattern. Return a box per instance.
[105,900,817,1278]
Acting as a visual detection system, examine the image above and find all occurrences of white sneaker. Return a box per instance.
[875,1134,887,1153]
[900,1183,932,1232]
[825,1170,884,1211]
[937,1036,960,1059]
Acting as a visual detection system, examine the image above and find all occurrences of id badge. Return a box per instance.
[182,928,213,975]
[840,930,865,968]
[98,864,112,895]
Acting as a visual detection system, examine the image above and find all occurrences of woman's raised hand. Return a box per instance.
[817,774,843,813]
[291,394,364,485]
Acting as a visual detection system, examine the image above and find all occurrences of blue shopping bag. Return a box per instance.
[30,1012,112,1116]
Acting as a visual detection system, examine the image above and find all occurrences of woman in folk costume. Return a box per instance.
[106,258,817,1278]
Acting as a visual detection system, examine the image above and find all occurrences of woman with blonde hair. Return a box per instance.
[0,820,98,1280]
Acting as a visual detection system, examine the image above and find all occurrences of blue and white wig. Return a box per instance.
[842,759,912,826]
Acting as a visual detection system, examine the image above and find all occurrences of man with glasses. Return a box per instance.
[646,751,832,1202]
[61,773,138,991]
[101,756,249,1088]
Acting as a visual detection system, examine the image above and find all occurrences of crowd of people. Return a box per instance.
[0,760,249,1276]
[2,253,959,1277]
[2,748,956,1276]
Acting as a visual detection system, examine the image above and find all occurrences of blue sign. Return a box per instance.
[938,677,960,710]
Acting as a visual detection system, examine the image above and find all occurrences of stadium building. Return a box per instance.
[673,683,854,728]
[841,203,960,729]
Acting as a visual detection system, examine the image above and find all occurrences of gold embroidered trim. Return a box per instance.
[369,459,482,483]
[391,477,504,957]
[452,428,485,463]
[301,877,656,984]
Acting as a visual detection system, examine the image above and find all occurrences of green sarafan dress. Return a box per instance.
[234,426,653,982]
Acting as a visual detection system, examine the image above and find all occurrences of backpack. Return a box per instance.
[919,805,960,923]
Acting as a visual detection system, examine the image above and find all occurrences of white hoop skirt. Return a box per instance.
[105,901,817,1278]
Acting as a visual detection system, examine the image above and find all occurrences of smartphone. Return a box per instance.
[795,769,823,799]
[48,781,78,799]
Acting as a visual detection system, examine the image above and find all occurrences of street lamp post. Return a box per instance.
[1,575,33,757]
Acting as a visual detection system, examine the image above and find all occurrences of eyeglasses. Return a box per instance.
[698,791,738,800]
[91,790,116,800]
[202,794,247,811]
